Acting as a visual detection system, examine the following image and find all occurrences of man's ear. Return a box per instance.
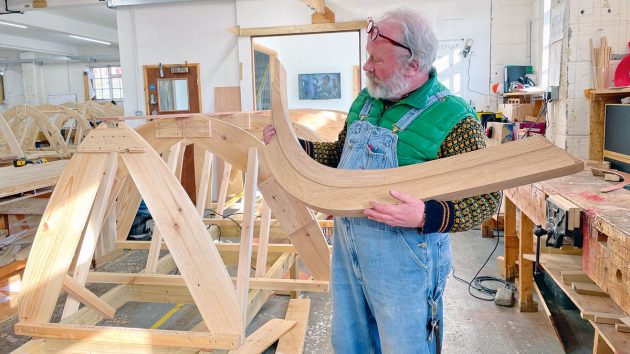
[404,59,421,77]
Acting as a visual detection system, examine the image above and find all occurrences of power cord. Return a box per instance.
[451,192,517,301]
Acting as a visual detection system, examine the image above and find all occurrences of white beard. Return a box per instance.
[365,67,411,100]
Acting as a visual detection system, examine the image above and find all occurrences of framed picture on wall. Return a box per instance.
[298,73,341,100]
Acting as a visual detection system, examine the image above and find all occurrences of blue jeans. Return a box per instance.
[332,216,452,354]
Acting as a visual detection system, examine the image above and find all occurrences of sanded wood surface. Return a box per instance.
[264,60,584,216]
[133,118,330,281]
[120,125,243,336]
[0,160,67,198]
[228,319,296,354]
[277,298,311,354]
[18,153,108,322]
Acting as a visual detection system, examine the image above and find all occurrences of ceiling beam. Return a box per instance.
[1,0,103,10]
[299,0,325,14]
[0,33,77,56]
[231,20,365,37]
[1,12,118,44]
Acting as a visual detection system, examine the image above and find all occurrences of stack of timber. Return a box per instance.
[590,36,611,90]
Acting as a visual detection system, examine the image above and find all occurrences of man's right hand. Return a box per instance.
[263,125,276,145]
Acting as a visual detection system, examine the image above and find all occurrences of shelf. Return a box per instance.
[523,253,630,353]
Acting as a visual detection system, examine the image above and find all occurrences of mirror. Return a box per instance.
[158,78,189,111]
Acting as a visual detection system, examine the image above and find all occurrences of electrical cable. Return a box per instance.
[451,192,517,301]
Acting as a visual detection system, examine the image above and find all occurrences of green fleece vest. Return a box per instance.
[346,70,476,166]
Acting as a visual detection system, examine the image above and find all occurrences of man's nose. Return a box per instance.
[362,61,372,72]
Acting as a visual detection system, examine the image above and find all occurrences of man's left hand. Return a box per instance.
[363,190,425,228]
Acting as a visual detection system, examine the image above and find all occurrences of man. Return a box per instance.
[264,8,499,354]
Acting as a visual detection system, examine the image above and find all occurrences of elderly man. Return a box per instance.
[264,8,499,354]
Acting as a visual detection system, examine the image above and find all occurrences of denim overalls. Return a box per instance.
[332,91,453,354]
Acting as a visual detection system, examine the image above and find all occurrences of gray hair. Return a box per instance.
[378,8,437,72]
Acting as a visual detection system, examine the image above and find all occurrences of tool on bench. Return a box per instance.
[591,167,630,193]
[13,157,48,167]
[533,195,582,275]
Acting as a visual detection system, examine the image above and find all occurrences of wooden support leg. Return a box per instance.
[215,161,233,218]
[518,212,538,312]
[504,197,518,280]
[254,202,272,278]
[236,147,259,332]
[62,153,118,319]
[195,150,214,217]
[592,331,613,354]
[290,255,300,299]
[145,142,181,274]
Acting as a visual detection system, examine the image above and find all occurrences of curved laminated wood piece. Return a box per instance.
[591,167,630,192]
[265,59,584,216]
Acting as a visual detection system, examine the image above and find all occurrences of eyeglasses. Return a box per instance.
[366,19,412,56]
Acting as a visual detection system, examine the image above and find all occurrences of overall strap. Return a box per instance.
[359,98,374,120]
[392,90,452,134]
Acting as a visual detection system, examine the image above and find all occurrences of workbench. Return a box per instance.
[504,170,630,353]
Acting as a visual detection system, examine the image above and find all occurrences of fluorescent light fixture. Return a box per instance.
[68,35,111,46]
[0,21,28,29]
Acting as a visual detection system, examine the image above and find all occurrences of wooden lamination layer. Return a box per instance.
[0,160,67,198]
[264,59,584,216]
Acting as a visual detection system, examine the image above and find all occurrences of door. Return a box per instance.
[143,63,201,115]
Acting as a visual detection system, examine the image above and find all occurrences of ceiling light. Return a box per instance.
[0,21,28,29]
[68,35,111,46]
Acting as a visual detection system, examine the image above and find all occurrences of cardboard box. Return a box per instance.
[485,122,514,146]
[497,103,534,121]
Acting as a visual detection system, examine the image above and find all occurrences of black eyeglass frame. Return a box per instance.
[366,19,412,56]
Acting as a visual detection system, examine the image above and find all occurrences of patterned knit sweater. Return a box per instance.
[300,116,501,233]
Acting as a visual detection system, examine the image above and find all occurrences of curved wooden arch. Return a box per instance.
[264,60,584,216]
[261,108,346,142]
[215,112,324,142]
[51,107,93,145]
[116,116,331,280]
[3,104,70,157]
[17,124,245,349]
[0,112,24,158]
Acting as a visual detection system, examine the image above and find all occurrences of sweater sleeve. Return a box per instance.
[421,117,501,234]
[298,124,347,168]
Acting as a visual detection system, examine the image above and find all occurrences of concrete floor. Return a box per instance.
[1,227,585,353]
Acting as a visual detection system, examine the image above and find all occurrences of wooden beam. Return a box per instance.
[228,319,296,354]
[18,153,109,323]
[234,21,365,37]
[14,322,241,351]
[62,275,115,319]
[236,147,259,332]
[299,0,324,14]
[312,6,335,24]
[266,59,584,216]
[85,272,328,292]
[117,240,299,254]
[120,125,242,337]
[62,153,118,319]
[277,298,311,354]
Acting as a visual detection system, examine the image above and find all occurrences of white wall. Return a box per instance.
[0,50,25,113]
[117,0,494,116]
[237,0,493,111]
[254,32,359,111]
[117,1,239,121]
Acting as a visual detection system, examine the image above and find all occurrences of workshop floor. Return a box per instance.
[1,228,585,353]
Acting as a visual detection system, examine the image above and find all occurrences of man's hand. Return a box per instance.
[363,190,425,228]
[263,125,276,145]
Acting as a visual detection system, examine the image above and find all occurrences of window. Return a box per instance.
[92,66,123,101]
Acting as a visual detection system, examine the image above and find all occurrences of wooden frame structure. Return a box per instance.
[264,60,585,216]
[1,104,70,159]
[13,122,320,352]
